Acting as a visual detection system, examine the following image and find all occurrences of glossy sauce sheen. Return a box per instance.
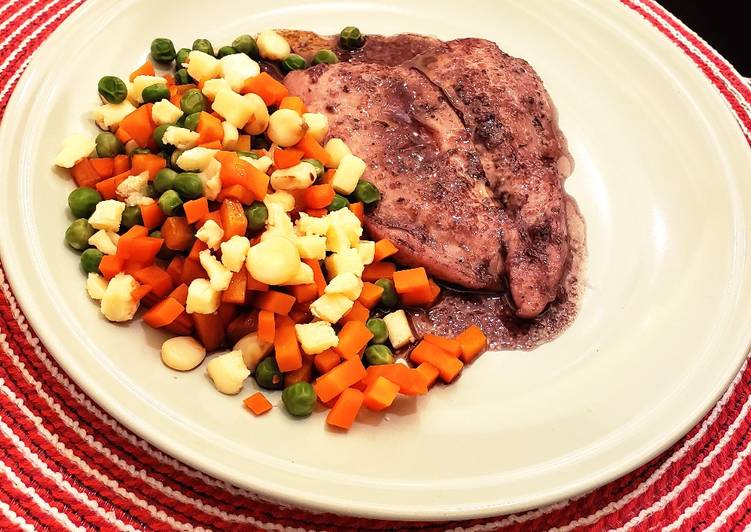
[281,31,585,350]
[411,198,584,350]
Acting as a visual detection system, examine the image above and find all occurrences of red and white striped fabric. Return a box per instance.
[1,1,751,529]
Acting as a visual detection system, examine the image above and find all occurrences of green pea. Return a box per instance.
[149,230,161,238]
[170,150,184,169]
[217,46,237,58]
[121,205,143,229]
[145,183,157,198]
[68,187,102,218]
[150,37,176,63]
[282,382,316,417]
[183,112,201,131]
[232,34,259,57]
[175,47,191,66]
[95,132,123,157]
[152,123,174,150]
[281,54,306,72]
[80,248,104,274]
[192,38,214,56]
[237,151,258,159]
[352,179,380,205]
[255,357,283,390]
[174,172,203,200]
[312,49,338,65]
[174,68,192,85]
[375,278,398,308]
[97,75,127,104]
[301,158,323,178]
[339,26,364,50]
[154,168,178,194]
[64,219,94,251]
[131,147,152,156]
[327,193,349,212]
[364,345,394,366]
[180,88,205,115]
[244,201,268,232]
[366,318,389,344]
[158,190,183,216]
[142,83,169,103]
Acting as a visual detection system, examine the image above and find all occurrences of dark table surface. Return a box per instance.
[657,1,749,76]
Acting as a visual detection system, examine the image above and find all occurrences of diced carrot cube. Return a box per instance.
[456,325,488,363]
[287,283,318,304]
[99,255,124,279]
[142,298,184,328]
[423,334,462,358]
[334,321,373,360]
[393,267,430,294]
[326,388,364,430]
[415,362,440,388]
[361,262,396,282]
[314,349,340,374]
[183,197,209,224]
[314,358,366,403]
[256,291,296,315]
[257,310,275,343]
[360,364,427,396]
[362,376,400,411]
[409,341,463,383]
[244,392,273,416]
[373,239,398,262]
[339,300,369,323]
[274,322,302,372]
[400,279,441,307]
[358,282,384,309]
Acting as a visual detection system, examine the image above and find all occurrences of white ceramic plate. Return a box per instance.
[1,0,751,521]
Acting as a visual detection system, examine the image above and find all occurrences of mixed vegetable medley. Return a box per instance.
[55,27,488,430]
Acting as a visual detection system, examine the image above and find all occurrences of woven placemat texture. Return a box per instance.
[1,0,750,529]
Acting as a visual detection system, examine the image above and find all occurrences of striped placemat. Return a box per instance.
[1,0,751,529]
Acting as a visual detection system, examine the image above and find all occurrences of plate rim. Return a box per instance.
[1,0,751,520]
